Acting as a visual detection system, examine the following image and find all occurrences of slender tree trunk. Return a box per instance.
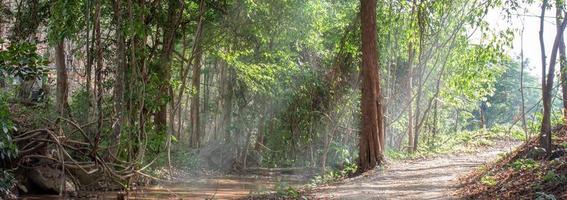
[557,1,567,124]
[520,15,528,137]
[541,0,567,153]
[479,102,487,129]
[190,50,203,148]
[359,0,384,172]
[223,66,235,143]
[407,47,414,153]
[94,0,103,150]
[111,0,126,156]
[55,40,69,116]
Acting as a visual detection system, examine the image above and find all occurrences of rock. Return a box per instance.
[28,166,76,194]
[526,147,547,160]
[550,148,567,160]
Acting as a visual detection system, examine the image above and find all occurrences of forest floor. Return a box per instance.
[308,140,519,200]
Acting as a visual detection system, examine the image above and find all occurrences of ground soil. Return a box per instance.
[308,141,519,200]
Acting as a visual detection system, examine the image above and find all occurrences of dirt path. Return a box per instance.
[310,142,519,200]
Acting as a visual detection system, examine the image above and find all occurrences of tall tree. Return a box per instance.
[190,50,203,148]
[359,0,385,172]
[557,0,567,124]
[540,0,567,153]
[55,40,69,116]
[111,0,126,155]
[155,0,183,133]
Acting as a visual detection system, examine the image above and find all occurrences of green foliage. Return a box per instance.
[0,42,49,81]
[48,0,83,42]
[510,159,539,171]
[0,92,17,161]
[0,170,15,195]
[480,175,498,186]
[275,183,301,199]
[542,170,567,184]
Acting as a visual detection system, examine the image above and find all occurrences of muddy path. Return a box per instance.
[309,141,519,200]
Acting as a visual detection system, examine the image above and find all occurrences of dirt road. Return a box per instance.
[310,142,519,200]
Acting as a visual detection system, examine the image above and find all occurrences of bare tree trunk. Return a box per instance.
[359,0,384,172]
[190,50,203,148]
[540,0,567,153]
[479,102,486,129]
[111,0,126,156]
[94,0,103,149]
[55,40,69,116]
[223,66,235,143]
[155,0,183,134]
[406,0,416,153]
[557,0,567,124]
[520,14,528,137]
[407,47,414,153]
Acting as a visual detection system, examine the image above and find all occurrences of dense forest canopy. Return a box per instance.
[0,0,566,198]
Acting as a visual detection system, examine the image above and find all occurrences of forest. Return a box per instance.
[0,0,566,199]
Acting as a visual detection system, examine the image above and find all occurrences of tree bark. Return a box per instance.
[55,40,69,116]
[540,0,567,153]
[190,50,203,148]
[520,14,528,137]
[111,0,126,156]
[557,0,567,124]
[155,0,183,134]
[94,0,103,150]
[359,0,384,172]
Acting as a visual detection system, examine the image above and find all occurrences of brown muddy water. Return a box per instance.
[19,175,309,200]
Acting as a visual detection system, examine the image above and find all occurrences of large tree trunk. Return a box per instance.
[55,40,69,116]
[359,0,384,172]
[155,0,182,134]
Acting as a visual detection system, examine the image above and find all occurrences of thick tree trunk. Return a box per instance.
[359,0,384,172]
[155,0,182,134]
[55,40,69,116]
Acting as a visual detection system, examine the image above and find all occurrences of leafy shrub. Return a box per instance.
[0,170,15,196]
[275,183,300,199]
[480,175,497,186]
[510,159,539,171]
[0,92,17,161]
[542,170,567,184]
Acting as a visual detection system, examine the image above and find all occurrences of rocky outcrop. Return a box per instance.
[28,166,76,194]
